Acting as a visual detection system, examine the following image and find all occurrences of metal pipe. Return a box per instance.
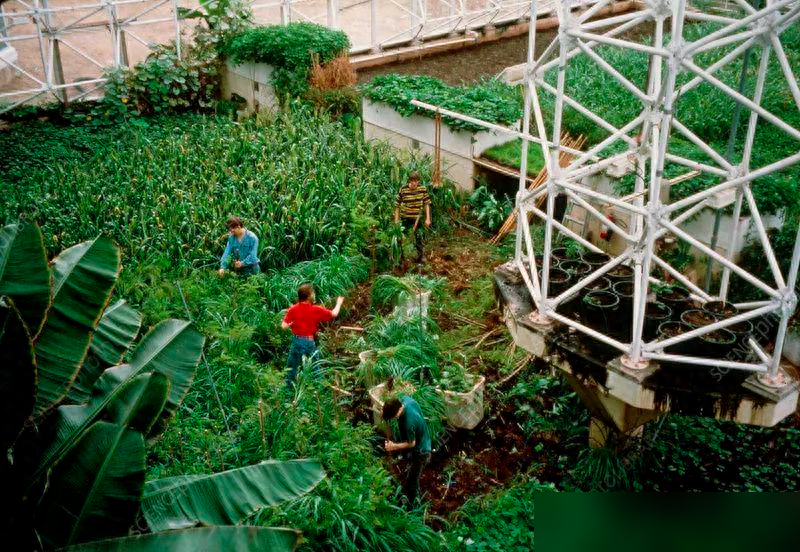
[546,311,630,354]
[665,152,800,213]
[662,219,781,299]
[682,58,800,142]
[651,255,713,301]
[643,352,767,372]
[663,153,733,178]
[645,302,778,352]
[568,29,671,58]
[515,0,537,266]
[687,0,795,54]
[558,179,649,216]
[768,219,800,377]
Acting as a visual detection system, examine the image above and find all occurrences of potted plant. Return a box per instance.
[371,274,443,322]
[699,328,737,360]
[607,264,634,283]
[551,247,571,262]
[654,283,693,319]
[726,319,753,360]
[586,276,611,293]
[542,267,571,297]
[612,280,634,341]
[581,290,619,335]
[702,300,738,318]
[680,309,717,329]
[436,362,486,430]
[581,251,611,267]
[656,320,696,366]
[559,259,592,278]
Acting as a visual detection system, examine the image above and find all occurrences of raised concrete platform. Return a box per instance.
[494,260,799,437]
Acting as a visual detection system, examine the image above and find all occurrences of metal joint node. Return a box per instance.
[782,291,797,315]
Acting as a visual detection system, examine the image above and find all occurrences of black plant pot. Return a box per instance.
[542,267,571,298]
[656,320,697,367]
[581,290,620,336]
[551,247,571,262]
[656,285,693,320]
[722,319,753,361]
[586,276,611,293]
[699,328,737,360]
[533,254,559,272]
[644,301,672,341]
[559,259,592,278]
[581,251,611,268]
[680,309,716,329]
[702,300,738,319]
[612,280,634,342]
[606,264,634,283]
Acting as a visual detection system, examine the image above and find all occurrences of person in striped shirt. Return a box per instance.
[393,172,432,263]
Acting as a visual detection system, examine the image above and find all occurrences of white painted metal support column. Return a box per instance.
[767,221,800,381]
[281,0,291,25]
[171,0,181,59]
[327,0,339,29]
[370,0,379,52]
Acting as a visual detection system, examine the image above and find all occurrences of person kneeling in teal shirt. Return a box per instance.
[383,395,432,506]
[218,216,260,276]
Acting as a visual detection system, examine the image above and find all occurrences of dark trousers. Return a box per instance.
[285,336,319,390]
[404,451,431,506]
[400,218,425,262]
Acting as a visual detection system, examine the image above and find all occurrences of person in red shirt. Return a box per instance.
[281,283,344,389]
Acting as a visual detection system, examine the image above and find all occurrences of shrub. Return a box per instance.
[362,74,523,132]
[222,23,351,96]
[98,43,219,120]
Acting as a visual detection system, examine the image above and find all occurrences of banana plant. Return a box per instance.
[0,223,324,551]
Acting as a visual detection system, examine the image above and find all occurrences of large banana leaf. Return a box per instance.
[60,526,302,552]
[36,421,146,549]
[33,321,203,481]
[69,300,143,404]
[0,303,36,451]
[142,459,326,531]
[0,223,51,336]
[33,237,120,416]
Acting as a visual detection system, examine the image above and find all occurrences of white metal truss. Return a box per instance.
[522,0,800,386]
[0,0,566,112]
[0,0,182,112]
[414,0,800,387]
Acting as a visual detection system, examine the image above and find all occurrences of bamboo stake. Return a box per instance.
[490,133,587,245]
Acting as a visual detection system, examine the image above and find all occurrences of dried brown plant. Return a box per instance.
[309,53,357,91]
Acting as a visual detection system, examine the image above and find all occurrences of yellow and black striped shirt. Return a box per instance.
[397,184,431,220]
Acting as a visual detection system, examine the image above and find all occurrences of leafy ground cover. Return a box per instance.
[361,74,523,132]
[3,99,800,552]
[481,138,546,175]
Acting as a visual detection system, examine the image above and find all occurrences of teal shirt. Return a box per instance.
[220,229,260,271]
[399,396,431,454]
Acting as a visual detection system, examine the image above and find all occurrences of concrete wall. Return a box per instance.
[221,62,278,115]
[362,98,516,192]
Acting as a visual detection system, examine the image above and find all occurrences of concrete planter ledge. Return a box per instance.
[362,98,519,192]
[221,61,278,115]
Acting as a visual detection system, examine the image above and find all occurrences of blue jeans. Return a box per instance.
[285,336,320,389]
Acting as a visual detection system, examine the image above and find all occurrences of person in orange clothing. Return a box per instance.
[281,283,344,389]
